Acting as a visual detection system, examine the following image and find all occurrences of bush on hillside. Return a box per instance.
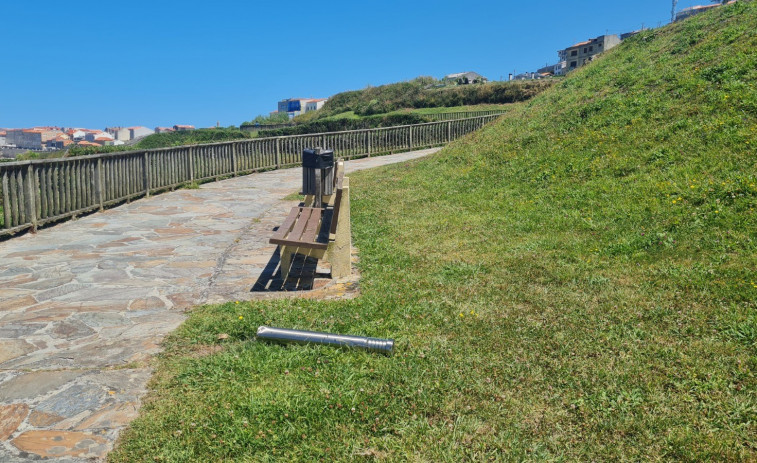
[319,77,553,118]
[258,113,430,137]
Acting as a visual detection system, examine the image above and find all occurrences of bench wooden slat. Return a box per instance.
[289,207,314,242]
[270,237,329,250]
[270,206,300,241]
[301,207,323,244]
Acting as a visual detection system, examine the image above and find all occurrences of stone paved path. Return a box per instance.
[0,148,439,462]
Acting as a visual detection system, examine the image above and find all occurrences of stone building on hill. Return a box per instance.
[555,34,621,75]
[443,71,487,85]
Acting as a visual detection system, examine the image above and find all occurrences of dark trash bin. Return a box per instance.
[302,148,335,197]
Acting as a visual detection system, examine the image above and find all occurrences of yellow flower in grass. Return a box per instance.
[239,316,244,320]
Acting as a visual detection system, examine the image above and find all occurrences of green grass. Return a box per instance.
[313,77,552,119]
[303,105,512,122]
[398,104,512,116]
[111,3,757,461]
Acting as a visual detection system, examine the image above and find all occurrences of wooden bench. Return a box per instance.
[269,160,351,280]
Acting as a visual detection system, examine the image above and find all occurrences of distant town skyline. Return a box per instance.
[1,0,711,129]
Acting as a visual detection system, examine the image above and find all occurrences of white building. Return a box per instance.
[85,131,114,143]
[305,98,328,112]
[128,126,153,139]
[443,72,487,84]
[106,127,131,141]
[278,98,329,117]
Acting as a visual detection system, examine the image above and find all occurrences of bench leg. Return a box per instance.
[279,246,292,281]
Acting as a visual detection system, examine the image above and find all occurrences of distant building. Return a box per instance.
[277,98,323,118]
[510,72,548,81]
[106,127,131,140]
[674,2,733,21]
[0,130,6,147]
[173,124,195,131]
[128,126,153,139]
[6,128,62,150]
[85,131,114,143]
[305,98,328,112]
[620,29,644,41]
[556,34,621,75]
[104,126,152,140]
[155,126,175,134]
[68,129,87,141]
[443,72,487,85]
[46,134,73,150]
[537,64,557,76]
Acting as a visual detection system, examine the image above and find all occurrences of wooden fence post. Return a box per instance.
[95,158,104,211]
[142,151,151,197]
[409,126,414,149]
[231,142,238,176]
[2,170,11,228]
[275,138,281,168]
[367,129,371,157]
[25,164,38,232]
[189,146,195,182]
[447,121,452,142]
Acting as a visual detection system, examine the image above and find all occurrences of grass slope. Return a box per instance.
[111,3,756,461]
[306,78,553,120]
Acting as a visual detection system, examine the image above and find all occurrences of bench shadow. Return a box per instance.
[251,247,330,293]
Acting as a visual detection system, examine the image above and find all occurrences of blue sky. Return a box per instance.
[0,0,711,129]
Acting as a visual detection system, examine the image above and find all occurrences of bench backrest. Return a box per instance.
[332,159,345,191]
[330,174,345,235]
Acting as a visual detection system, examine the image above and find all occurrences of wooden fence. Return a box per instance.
[0,114,500,236]
[426,109,508,121]
[239,122,295,132]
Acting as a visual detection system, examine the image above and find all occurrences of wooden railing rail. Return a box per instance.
[426,109,509,121]
[0,114,502,236]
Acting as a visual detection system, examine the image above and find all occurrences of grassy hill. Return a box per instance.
[294,77,552,122]
[112,2,756,461]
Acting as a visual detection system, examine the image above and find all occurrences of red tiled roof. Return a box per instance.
[569,40,592,48]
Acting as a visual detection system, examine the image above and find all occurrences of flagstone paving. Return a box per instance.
[0,148,439,462]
